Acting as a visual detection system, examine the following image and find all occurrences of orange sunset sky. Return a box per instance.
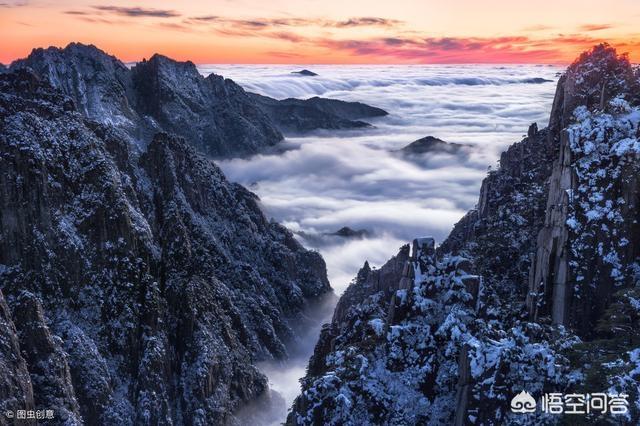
[2,0,640,64]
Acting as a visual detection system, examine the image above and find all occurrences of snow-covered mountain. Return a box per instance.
[10,43,389,158]
[9,43,284,159]
[0,67,331,425]
[288,44,640,425]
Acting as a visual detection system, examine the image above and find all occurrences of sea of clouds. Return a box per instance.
[199,63,560,418]
[203,64,560,293]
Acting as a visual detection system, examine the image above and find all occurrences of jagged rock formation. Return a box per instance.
[131,55,283,157]
[331,245,409,325]
[10,43,284,158]
[249,93,388,133]
[440,121,556,298]
[289,44,640,425]
[288,239,498,425]
[12,291,83,423]
[0,68,330,424]
[11,43,387,155]
[398,135,467,155]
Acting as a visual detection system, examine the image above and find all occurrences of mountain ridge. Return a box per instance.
[11,43,389,157]
[10,43,284,159]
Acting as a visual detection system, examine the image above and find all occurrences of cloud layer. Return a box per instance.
[212,64,559,416]
[214,63,559,292]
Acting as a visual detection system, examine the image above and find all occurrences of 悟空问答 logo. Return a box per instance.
[511,391,537,413]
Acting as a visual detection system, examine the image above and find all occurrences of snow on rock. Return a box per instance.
[289,44,640,425]
[0,68,330,424]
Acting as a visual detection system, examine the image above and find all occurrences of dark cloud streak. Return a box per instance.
[579,24,613,32]
[0,0,28,7]
[185,15,402,29]
[91,5,180,18]
[333,17,401,28]
[315,34,633,63]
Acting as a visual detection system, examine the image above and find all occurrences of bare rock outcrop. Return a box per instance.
[12,292,82,424]
[287,238,485,425]
[131,54,283,157]
[0,290,35,423]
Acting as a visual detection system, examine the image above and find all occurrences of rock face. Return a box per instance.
[249,93,387,133]
[331,245,409,325]
[440,123,556,292]
[527,45,640,335]
[131,55,283,158]
[289,44,640,425]
[288,239,494,425]
[10,43,283,158]
[12,291,83,424]
[399,135,466,155]
[0,69,330,424]
[0,290,35,423]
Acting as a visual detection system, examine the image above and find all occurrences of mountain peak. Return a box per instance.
[288,44,640,424]
[0,67,330,423]
[143,53,198,71]
[18,42,122,67]
[567,43,638,112]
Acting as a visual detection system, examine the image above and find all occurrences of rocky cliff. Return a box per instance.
[131,55,284,157]
[0,68,330,425]
[10,43,283,158]
[527,46,640,336]
[289,44,640,425]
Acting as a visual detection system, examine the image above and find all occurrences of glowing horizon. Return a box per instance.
[2,0,640,65]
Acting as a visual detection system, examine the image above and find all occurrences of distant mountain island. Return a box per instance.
[292,69,318,76]
[249,93,388,133]
[399,135,467,155]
